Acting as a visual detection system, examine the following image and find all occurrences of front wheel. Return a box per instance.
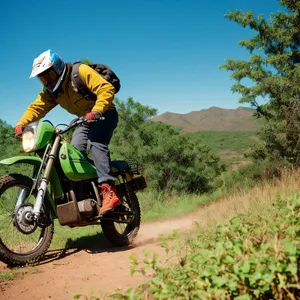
[0,174,54,265]
[101,185,141,246]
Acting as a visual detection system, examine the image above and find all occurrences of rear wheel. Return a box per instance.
[101,185,140,246]
[0,174,54,265]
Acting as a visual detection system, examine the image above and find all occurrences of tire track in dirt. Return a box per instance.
[0,213,199,300]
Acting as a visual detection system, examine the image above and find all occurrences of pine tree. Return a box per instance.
[220,0,300,164]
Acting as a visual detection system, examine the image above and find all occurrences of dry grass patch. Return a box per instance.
[191,168,300,229]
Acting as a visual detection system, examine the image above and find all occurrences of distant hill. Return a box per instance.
[153,106,263,133]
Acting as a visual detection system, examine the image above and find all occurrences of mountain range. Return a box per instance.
[152,106,262,133]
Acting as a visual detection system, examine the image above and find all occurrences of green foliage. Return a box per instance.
[138,190,215,222]
[215,159,287,196]
[122,193,300,299]
[215,163,262,194]
[0,271,15,283]
[187,131,262,168]
[220,1,300,165]
[0,120,25,176]
[187,131,260,154]
[110,97,225,194]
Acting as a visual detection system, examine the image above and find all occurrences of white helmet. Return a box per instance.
[30,49,66,92]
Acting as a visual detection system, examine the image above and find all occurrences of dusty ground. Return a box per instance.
[0,213,198,300]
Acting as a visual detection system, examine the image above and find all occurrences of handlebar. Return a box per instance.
[12,116,105,139]
[57,116,105,135]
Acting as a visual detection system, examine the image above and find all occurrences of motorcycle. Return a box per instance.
[0,117,147,265]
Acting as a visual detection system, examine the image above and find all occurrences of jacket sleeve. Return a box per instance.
[78,64,115,113]
[16,89,58,127]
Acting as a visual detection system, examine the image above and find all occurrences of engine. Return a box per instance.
[77,199,97,218]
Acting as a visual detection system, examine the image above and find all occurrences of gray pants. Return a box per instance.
[71,109,119,184]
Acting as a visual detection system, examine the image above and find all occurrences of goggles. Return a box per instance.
[37,67,59,89]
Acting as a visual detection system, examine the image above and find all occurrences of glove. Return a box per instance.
[85,112,103,121]
[15,125,23,137]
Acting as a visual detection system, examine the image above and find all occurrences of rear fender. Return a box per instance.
[0,156,62,217]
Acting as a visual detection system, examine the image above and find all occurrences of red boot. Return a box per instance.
[99,183,121,215]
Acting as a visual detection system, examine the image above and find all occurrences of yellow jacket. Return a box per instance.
[17,64,116,127]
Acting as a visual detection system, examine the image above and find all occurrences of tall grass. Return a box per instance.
[138,190,215,222]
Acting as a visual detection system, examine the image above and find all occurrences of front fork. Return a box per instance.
[16,136,61,220]
[16,188,28,207]
[33,136,61,218]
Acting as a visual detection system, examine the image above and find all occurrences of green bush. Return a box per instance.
[214,160,286,195]
[121,193,300,299]
[111,98,225,194]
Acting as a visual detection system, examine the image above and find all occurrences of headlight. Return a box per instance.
[22,130,36,152]
[21,121,55,153]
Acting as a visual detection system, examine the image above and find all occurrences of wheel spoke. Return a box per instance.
[101,186,141,246]
[0,175,54,265]
[113,198,132,235]
[0,186,43,254]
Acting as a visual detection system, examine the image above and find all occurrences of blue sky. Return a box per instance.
[1,0,282,127]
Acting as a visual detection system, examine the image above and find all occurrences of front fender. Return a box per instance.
[0,155,43,166]
[0,156,63,211]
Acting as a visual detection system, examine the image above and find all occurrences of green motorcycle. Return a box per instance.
[0,118,147,265]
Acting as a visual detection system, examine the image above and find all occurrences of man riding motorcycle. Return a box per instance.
[14,49,121,215]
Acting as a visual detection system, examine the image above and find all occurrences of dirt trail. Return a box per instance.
[0,212,199,300]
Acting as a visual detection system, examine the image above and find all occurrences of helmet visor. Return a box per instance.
[37,67,59,90]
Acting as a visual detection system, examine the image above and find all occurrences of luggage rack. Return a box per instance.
[127,160,144,176]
